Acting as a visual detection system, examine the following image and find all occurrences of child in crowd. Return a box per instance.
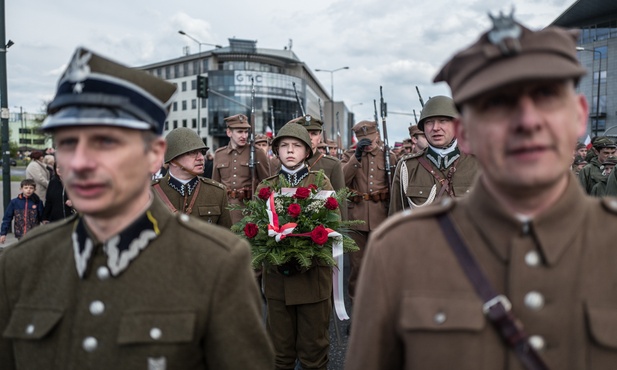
[0,179,44,243]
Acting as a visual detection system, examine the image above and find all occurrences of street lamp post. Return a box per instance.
[315,67,349,139]
[178,30,222,139]
[577,47,602,137]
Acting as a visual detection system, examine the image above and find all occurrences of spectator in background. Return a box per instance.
[42,164,74,223]
[25,150,50,203]
[0,179,43,243]
[43,154,56,178]
[203,150,214,179]
[571,155,587,176]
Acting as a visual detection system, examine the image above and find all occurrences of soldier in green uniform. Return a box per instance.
[257,122,334,370]
[0,47,274,370]
[346,12,617,370]
[152,127,231,227]
[578,136,616,194]
[591,155,617,197]
[389,96,479,214]
[409,124,428,154]
[289,115,347,220]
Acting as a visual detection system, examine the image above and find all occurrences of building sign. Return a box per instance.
[233,71,302,101]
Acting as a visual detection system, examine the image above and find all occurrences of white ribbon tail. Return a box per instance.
[330,231,349,320]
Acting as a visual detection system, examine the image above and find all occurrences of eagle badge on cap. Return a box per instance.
[63,50,92,94]
[304,115,311,126]
[488,8,522,55]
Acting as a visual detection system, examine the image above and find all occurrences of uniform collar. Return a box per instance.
[167,174,199,196]
[426,141,460,169]
[280,165,309,187]
[226,144,247,154]
[461,173,588,266]
[72,194,170,278]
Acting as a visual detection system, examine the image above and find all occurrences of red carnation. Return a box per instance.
[258,187,272,200]
[324,197,339,210]
[244,223,259,239]
[311,225,330,245]
[287,203,302,218]
[294,187,311,199]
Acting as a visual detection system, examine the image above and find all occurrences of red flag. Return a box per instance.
[266,125,273,138]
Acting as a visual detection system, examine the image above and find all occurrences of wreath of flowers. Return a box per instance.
[231,170,361,270]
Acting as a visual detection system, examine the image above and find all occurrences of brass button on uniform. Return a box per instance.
[25,324,35,335]
[89,300,105,316]
[524,291,545,310]
[525,251,540,267]
[433,312,447,325]
[150,327,162,340]
[97,266,110,280]
[528,335,545,351]
[83,336,98,352]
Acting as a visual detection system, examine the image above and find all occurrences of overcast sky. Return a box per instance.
[5,0,574,143]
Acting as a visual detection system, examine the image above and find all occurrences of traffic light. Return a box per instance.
[197,75,208,98]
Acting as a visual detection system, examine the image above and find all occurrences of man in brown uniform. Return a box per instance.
[408,125,428,155]
[212,114,270,224]
[0,47,274,370]
[290,115,348,220]
[152,127,232,227]
[389,95,479,214]
[342,120,396,302]
[346,13,617,370]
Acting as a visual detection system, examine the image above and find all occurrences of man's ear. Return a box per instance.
[147,137,166,174]
[454,117,471,154]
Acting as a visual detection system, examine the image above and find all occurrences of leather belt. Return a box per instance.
[349,190,389,203]
[228,188,252,200]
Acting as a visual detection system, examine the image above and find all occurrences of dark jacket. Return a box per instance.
[1,193,43,238]
[43,176,74,222]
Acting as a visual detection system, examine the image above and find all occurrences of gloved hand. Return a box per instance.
[355,138,372,161]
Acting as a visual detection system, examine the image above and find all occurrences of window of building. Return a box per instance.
[165,121,169,131]
[173,102,178,111]
[597,22,610,41]
[182,119,187,127]
[201,117,207,128]
[595,46,608,60]
[591,95,607,116]
[182,81,187,92]
[174,65,180,78]
[193,61,199,75]
[192,119,197,128]
[201,99,207,108]
[166,66,172,79]
[173,120,178,129]
[191,79,196,90]
[183,63,189,77]
[192,99,197,109]
[182,101,187,111]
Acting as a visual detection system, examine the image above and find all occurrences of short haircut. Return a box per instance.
[20,179,36,188]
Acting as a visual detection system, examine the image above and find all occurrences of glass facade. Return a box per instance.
[207,68,305,138]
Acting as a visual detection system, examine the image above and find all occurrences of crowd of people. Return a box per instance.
[2,9,617,370]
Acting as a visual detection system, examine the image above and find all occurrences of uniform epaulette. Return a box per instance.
[263,173,280,182]
[214,146,227,154]
[375,197,456,239]
[322,155,340,162]
[401,151,424,162]
[199,177,226,190]
[173,213,242,251]
[601,197,617,214]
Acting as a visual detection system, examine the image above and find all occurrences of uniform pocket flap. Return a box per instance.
[587,305,617,348]
[3,306,63,339]
[215,162,229,169]
[400,295,485,332]
[117,311,196,344]
[198,206,221,216]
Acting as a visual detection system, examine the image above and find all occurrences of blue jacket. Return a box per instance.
[1,193,44,239]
